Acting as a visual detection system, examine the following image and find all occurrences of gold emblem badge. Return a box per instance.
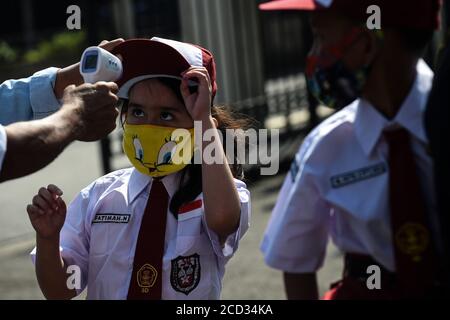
[395,223,430,262]
[137,264,158,293]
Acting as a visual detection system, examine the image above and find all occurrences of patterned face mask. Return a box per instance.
[123,123,195,178]
[306,28,373,110]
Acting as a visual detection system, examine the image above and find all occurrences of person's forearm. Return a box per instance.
[0,109,80,182]
[35,236,76,300]
[54,64,83,99]
[201,116,241,239]
[284,272,319,300]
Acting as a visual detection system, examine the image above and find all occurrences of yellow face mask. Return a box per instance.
[122,123,195,178]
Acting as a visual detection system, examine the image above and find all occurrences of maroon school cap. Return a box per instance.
[112,37,217,101]
[259,0,442,30]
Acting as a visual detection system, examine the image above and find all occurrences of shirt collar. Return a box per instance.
[354,59,433,156]
[128,169,182,203]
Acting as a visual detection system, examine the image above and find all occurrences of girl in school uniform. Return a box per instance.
[27,37,251,300]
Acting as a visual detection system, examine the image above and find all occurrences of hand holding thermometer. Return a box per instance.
[80,46,123,83]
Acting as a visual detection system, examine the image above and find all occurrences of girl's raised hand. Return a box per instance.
[180,67,212,121]
[27,184,67,240]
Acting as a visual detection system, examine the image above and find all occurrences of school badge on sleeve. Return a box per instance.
[170,254,201,295]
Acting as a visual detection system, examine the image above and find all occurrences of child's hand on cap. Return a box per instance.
[27,184,67,240]
[180,67,213,122]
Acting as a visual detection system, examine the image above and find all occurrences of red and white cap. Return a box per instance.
[259,0,442,30]
[112,37,217,101]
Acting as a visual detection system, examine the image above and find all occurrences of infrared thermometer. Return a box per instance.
[80,46,122,83]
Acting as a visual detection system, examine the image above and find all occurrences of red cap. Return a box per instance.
[112,37,217,101]
[259,0,442,30]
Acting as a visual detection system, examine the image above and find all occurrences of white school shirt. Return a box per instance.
[31,168,251,299]
[261,59,439,273]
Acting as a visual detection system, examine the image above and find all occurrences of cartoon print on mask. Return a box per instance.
[132,134,178,175]
[133,135,144,162]
[123,123,195,178]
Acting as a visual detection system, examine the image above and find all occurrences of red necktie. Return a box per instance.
[127,179,169,300]
[386,128,437,297]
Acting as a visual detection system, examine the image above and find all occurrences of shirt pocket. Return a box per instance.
[89,223,110,256]
[89,215,131,256]
[175,234,214,258]
[175,208,212,255]
[177,208,203,236]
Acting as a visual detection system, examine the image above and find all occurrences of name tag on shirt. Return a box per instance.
[92,213,131,224]
[330,162,387,188]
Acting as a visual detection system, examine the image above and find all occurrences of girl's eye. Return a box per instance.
[160,111,174,121]
[132,108,145,118]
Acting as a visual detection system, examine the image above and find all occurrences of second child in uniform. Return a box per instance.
[259,0,443,299]
[26,38,251,299]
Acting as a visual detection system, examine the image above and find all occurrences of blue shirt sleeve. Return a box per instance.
[0,67,61,126]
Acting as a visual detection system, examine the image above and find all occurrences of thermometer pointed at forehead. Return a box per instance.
[80,46,123,83]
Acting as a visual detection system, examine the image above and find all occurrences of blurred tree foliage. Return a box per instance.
[0,41,17,64]
[24,31,86,64]
[1,31,87,80]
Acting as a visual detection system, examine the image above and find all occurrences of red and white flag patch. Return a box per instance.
[178,199,203,214]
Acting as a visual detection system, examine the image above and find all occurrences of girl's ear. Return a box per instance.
[212,117,219,128]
